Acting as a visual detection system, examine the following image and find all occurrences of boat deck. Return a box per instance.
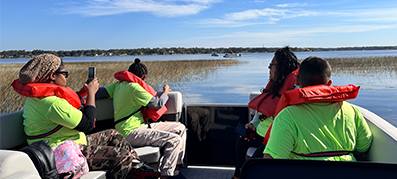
[172,165,234,179]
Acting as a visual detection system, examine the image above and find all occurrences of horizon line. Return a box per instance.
[2,45,397,52]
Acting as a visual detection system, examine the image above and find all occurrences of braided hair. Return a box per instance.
[128,58,148,78]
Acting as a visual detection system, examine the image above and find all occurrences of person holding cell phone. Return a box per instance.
[95,58,186,179]
[12,54,160,179]
[232,47,300,179]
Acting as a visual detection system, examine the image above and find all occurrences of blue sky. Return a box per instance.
[1,0,397,51]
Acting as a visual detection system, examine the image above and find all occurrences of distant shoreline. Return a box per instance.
[1,46,397,59]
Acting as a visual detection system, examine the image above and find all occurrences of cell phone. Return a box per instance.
[235,123,246,137]
[88,67,96,83]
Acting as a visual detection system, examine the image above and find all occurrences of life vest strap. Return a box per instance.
[26,125,63,140]
[115,106,145,125]
[291,151,351,157]
[77,93,85,110]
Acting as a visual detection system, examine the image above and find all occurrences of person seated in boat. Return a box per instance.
[95,58,187,179]
[12,54,160,179]
[233,46,300,179]
[263,56,373,160]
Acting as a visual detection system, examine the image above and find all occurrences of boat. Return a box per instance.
[223,53,241,58]
[1,91,397,179]
[211,52,219,56]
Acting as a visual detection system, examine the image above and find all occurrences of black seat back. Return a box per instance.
[240,158,397,179]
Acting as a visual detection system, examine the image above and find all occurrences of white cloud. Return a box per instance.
[177,0,222,4]
[192,4,397,29]
[228,8,318,21]
[224,8,289,21]
[60,0,219,17]
[193,18,270,28]
[346,8,397,22]
[312,25,397,33]
[155,24,396,48]
[277,3,308,8]
[193,8,318,27]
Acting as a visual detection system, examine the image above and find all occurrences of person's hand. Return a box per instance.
[85,77,99,95]
[243,123,256,141]
[163,84,170,94]
[245,123,256,132]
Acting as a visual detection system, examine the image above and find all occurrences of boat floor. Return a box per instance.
[171,165,235,179]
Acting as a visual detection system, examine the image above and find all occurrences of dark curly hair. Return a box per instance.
[128,58,148,78]
[268,46,300,94]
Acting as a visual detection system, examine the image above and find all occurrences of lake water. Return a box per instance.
[2,50,397,126]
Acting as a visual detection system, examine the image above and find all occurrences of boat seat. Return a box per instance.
[159,91,183,121]
[245,147,258,161]
[240,158,397,179]
[245,92,261,160]
[0,150,40,179]
[95,91,183,122]
[80,171,106,179]
[135,146,161,168]
[0,91,184,178]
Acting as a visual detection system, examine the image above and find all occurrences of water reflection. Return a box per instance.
[146,60,242,90]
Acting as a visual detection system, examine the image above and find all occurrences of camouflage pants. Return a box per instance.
[80,129,139,179]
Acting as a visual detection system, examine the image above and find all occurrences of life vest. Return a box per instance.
[248,68,299,118]
[114,70,167,121]
[263,84,360,145]
[11,79,84,110]
[11,79,88,140]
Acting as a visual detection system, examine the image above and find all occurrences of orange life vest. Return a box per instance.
[248,68,299,118]
[12,79,89,139]
[263,84,360,145]
[11,79,84,110]
[114,70,167,121]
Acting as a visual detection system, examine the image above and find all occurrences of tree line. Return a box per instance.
[1,46,396,58]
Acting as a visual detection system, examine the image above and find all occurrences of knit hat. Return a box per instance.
[128,58,148,78]
[19,54,62,84]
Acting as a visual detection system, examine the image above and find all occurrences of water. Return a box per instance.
[2,50,397,126]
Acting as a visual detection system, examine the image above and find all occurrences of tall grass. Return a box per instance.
[0,59,240,114]
[325,56,397,77]
[2,56,397,114]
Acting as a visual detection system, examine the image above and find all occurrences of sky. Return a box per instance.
[1,0,397,51]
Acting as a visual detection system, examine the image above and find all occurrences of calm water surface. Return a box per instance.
[3,50,397,126]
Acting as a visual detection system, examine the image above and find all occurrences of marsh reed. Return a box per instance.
[2,56,397,114]
[1,59,240,114]
[325,56,397,77]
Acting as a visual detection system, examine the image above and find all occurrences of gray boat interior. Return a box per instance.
[1,91,397,179]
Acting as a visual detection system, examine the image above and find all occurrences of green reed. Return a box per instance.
[2,56,397,114]
[325,56,397,77]
[0,59,240,114]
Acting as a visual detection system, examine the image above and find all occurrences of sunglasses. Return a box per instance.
[269,63,278,67]
[55,71,69,78]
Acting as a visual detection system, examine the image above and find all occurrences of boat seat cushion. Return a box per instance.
[0,150,40,179]
[134,146,161,164]
[95,91,183,122]
[246,147,258,161]
[81,171,106,179]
